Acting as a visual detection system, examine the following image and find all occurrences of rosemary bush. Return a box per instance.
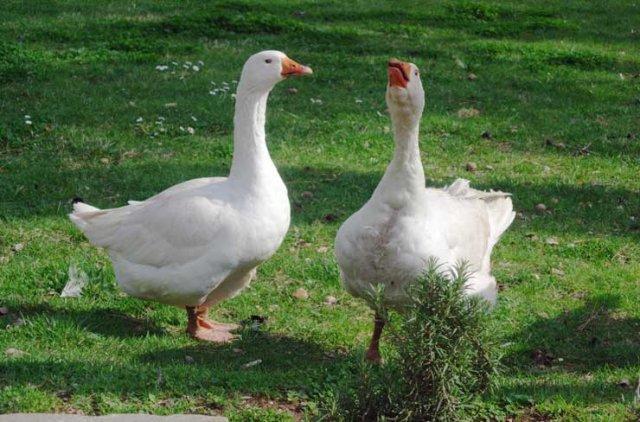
[323,260,499,421]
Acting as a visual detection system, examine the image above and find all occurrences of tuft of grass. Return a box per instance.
[323,260,499,421]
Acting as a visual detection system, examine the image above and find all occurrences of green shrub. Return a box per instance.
[321,260,499,421]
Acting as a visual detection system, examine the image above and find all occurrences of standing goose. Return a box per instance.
[335,59,514,362]
[70,51,312,342]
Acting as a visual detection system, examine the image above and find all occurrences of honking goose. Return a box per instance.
[334,59,514,362]
[70,51,312,342]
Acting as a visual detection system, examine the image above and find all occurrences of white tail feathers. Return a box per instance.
[69,202,102,231]
[445,178,515,251]
[72,202,100,214]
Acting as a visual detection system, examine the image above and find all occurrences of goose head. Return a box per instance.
[386,58,424,125]
[239,50,313,91]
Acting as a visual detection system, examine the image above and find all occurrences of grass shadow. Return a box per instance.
[0,329,347,398]
[1,302,167,338]
[504,294,640,373]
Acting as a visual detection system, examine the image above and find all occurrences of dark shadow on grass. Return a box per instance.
[0,330,346,397]
[1,162,639,242]
[503,294,640,373]
[1,302,167,338]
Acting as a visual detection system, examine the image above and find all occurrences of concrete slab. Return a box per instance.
[0,414,227,422]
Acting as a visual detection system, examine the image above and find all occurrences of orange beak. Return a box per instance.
[281,57,313,77]
[388,58,411,88]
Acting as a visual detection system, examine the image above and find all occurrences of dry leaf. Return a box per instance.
[545,237,559,246]
[242,359,262,368]
[5,347,25,358]
[457,108,480,118]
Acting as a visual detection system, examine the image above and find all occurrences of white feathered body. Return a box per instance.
[335,178,514,307]
[70,175,289,306]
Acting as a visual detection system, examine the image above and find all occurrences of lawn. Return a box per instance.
[1,0,639,420]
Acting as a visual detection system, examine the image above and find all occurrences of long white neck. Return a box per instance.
[228,82,280,187]
[372,113,424,206]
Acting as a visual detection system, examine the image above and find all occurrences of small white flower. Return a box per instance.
[171,61,178,66]
[231,93,237,99]
[222,81,229,86]
[192,65,200,72]
[155,65,168,71]
[190,116,197,122]
[209,90,217,95]
[186,127,195,135]
[185,61,192,66]
[179,126,185,132]
[182,64,190,69]
[157,116,165,121]
[25,120,32,125]
[210,81,216,85]
[24,115,31,119]
[355,98,363,104]
[232,80,238,84]
[197,60,204,66]
[310,98,322,104]
[136,117,143,123]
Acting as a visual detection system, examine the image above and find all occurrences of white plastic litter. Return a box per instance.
[61,264,88,298]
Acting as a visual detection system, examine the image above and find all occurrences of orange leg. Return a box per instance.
[195,306,240,331]
[365,312,385,364]
[186,306,237,343]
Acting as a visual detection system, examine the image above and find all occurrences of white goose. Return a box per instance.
[335,59,514,362]
[70,51,312,342]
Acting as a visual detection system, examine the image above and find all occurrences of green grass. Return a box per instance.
[1,0,639,419]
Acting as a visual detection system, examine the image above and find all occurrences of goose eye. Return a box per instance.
[414,71,419,76]
[265,59,272,64]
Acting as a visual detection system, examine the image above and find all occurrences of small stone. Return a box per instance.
[292,288,309,300]
[534,203,547,214]
[551,268,565,277]
[324,295,338,306]
[100,157,110,164]
[287,87,298,94]
[465,162,477,172]
[184,355,194,364]
[481,130,492,139]
[0,307,8,315]
[485,165,494,171]
[301,191,313,199]
[11,243,24,253]
[467,72,477,81]
[5,347,25,358]
[233,348,245,354]
[316,246,329,253]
